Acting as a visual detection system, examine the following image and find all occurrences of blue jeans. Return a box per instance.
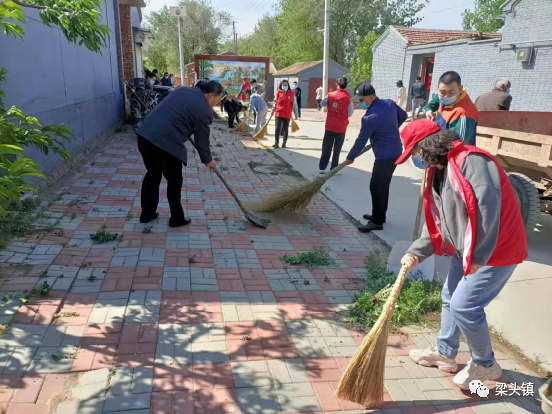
[412,98,425,119]
[437,255,516,367]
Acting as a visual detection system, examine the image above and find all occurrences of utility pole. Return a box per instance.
[170,7,187,85]
[233,21,237,53]
[322,0,330,112]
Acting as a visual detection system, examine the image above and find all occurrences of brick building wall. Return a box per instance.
[371,28,407,101]
[501,0,552,44]
[118,3,135,82]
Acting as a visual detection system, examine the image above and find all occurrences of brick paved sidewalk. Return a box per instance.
[0,126,545,414]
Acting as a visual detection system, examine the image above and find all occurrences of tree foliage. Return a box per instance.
[235,0,426,70]
[143,0,232,74]
[0,0,109,210]
[349,31,379,85]
[462,0,506,33]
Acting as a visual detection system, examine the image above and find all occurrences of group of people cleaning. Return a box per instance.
[132,69,527,393]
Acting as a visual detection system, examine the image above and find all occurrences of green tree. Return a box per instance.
[275,0,427,68]
[462,0,506,33]
[144,0,232,74]
[1,0,109,211]
[349,31,379,85]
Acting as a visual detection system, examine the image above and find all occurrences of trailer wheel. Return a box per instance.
[508,172,540,230]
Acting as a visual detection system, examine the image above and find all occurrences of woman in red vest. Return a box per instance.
[238,77,251,101]
[318,77,353,173]
[397,119,527,390]
[271,79,299,148]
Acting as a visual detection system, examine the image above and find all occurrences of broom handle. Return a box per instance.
[383,264,410,314]
[412,170,427,241]
[187,138,251,215]
[320,144,373,179]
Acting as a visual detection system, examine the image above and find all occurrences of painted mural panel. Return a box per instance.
[198,60,267,96]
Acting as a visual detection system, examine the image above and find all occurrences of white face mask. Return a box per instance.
[149,80,154,86]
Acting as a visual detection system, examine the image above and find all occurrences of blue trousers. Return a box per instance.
[437,255,516,367]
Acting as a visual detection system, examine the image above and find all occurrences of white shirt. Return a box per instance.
[316,87,323,100]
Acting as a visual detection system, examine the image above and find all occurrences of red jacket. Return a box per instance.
[275,89,295,119]
[325,89,351,133]
[424,142,527,274]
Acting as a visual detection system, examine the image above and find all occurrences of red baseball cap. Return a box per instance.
[395,119,442,165]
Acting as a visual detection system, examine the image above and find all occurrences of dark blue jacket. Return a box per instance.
[347,98,407,161]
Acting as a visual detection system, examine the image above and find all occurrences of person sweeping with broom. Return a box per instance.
[318,77,354,174]
[397,119,527,389]
[271,79,299,149]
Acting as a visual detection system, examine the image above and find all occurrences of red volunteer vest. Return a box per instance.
[325,89,351,133]
[424,142,527,275]
[275,89,295,119]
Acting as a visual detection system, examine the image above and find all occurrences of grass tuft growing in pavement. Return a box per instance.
[349,252,442,329]
[283,245,335,270]
[90,225,122,244]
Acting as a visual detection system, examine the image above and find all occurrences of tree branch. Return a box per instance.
[11,0,46,9]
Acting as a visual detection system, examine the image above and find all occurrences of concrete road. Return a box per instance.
[259,108,552,372]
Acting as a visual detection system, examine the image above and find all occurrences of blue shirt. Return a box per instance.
[248,93,267,113]
[347,98,407,161]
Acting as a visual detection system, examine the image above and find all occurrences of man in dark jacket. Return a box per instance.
[136,81,223,227]
[293,81,302,119]
[346,81,408,233]
[224,98,243,128]
[161,72,172,87]
[410,76,426,119]
[475,78,512,111]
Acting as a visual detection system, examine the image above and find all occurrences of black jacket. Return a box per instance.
[294,87,302,101]
[136,87,213,166]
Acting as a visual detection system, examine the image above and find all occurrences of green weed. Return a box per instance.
[283,246,335,270]
[349,252,442,330]
[90,226,122,244]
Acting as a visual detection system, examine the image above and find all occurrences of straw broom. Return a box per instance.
[291,118,300,133]
[234,112,249,133]
[335,262,411,407]
[252,144,372,213]
[253,113,273,139]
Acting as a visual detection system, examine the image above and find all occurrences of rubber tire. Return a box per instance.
[507,172,540,230]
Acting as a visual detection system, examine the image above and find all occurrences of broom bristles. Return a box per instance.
[335,265,410,407]
[252,162,345,212]
[253,123,268,139]
[291,118,300,132]
[234,119,247,132]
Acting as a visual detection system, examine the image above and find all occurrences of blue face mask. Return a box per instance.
[282,86,289,92]
[412,155,428,170]
[506,88,511,94]
[359,101,370,110]
[439,95,457,105]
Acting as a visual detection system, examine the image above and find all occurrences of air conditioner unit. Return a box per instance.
[516,47,533,63]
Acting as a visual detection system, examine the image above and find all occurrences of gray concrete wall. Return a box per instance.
[501,0,552,44]
[371,29,407,101]
[0,0,123,175]
[428,38,552,112]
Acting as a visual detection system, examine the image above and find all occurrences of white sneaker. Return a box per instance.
[319,170,326,175]
[453,360,502,390]
[409,345,458,373]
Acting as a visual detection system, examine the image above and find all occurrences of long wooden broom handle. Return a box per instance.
[319,144,373,179]
[412,170,427,241]
[187,138,250,214]
[383,264,410,314]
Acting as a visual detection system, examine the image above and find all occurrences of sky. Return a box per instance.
[143,0,477,36]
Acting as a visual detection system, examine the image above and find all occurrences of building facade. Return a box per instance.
[371,0,552,112]
[273,60,350,108]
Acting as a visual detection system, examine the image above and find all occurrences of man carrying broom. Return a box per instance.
[346,81,407,233]
[248,87,268,135]
[135,81,223,227]
[397,119,527,389]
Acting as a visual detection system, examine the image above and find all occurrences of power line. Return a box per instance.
[419,1,475,17]
[234,0,273,23]
[234,0,265,21]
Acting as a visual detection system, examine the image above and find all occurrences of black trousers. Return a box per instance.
[316,99,322,110]
[137,135,185,222]
[296,99,302,117]
[220,97,226,112]
[370,157,399,225]
[319,130,346,170]
[274,117,290,145]
[227,109,240,127]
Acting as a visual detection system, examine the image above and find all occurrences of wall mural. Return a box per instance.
[198,60,267,97]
